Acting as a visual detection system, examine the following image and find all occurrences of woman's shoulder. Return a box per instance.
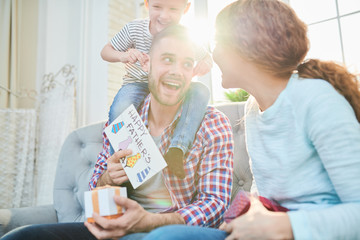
[287,74,347,106]
[290,74,336,95]
[289,74,355,121]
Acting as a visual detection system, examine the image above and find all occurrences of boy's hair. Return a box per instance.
[145,0,189,5]
[150,24,195,55]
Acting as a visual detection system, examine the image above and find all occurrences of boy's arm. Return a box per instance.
[100,42,147,65]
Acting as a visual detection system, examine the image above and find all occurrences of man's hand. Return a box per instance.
[219,197,294,240]
[84,195,153,239]
[84,195,186,239]
[98,149,132,186]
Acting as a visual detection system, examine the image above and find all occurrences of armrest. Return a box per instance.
[0,204,58,237]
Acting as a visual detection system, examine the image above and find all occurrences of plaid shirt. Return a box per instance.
[89,95,234,227]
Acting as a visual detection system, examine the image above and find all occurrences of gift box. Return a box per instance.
[84,185,127,223]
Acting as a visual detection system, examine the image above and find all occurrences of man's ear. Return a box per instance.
[142,53,150,73]
[183,2,191,14]
[144,0,149,9]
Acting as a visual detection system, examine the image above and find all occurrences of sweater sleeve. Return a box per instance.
[288,85,360,240]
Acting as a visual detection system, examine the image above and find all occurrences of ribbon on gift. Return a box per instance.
[87,186,124,223]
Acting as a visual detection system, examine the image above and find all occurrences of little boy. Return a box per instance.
[101,0,212,179]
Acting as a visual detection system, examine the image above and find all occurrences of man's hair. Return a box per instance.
[150,24,195,55]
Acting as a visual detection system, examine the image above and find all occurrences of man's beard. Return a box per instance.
[148,73,186,107]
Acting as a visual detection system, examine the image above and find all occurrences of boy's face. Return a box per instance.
[147,0,190,35]
[148,36,194,107]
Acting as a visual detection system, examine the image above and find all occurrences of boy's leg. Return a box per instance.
[164,82,210,178]
[108,82,149,155]
[108,82,149,124]
[1,222,96,240]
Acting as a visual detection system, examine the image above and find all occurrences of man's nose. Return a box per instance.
[169,62,182,75]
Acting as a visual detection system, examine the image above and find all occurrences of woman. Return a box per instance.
[143,0,360,239]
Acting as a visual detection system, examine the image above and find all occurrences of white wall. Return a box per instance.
[78,0,109,126]
[37,0,108,127]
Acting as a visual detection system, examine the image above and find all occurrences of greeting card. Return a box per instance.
[104,104,167,189]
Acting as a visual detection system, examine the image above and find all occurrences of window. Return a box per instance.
[207,0,239,103]
[290,0,360,73]
[183,0,360,103]
[182,0,239,103]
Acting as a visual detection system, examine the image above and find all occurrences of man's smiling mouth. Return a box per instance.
[163,81,181,90]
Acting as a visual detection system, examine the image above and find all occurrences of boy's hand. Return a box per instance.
[193,54,213,77]
[121,49,147,66]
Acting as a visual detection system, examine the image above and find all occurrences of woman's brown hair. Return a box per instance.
[216,0,360,122]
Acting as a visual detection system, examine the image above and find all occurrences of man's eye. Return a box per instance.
[184,62,193,68]
[164,57,173,63]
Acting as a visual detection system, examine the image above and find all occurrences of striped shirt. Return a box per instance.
[111,19,152,84]
[111,18,207,85]
[89,95,234,227]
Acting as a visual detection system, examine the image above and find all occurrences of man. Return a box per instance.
[86,25,234,239]
[1,25,233,240]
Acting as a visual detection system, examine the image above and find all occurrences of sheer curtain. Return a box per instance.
[0,64,77,208]
[0,0,37,209]
[1,0,78,208]
[0,109,37,208]
[35,65,76,206]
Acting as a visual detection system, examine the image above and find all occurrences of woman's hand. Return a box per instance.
[220,197,294,240]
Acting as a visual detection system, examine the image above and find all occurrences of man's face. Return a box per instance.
[148,36,194,107]
[147,0,190,34]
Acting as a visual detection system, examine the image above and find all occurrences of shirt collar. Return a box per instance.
[140,94,183,133]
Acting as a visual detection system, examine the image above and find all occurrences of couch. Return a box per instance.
[0,102,252,237]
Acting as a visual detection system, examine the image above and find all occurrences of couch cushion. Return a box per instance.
[53,121,104,222]
[214,102,252,201]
